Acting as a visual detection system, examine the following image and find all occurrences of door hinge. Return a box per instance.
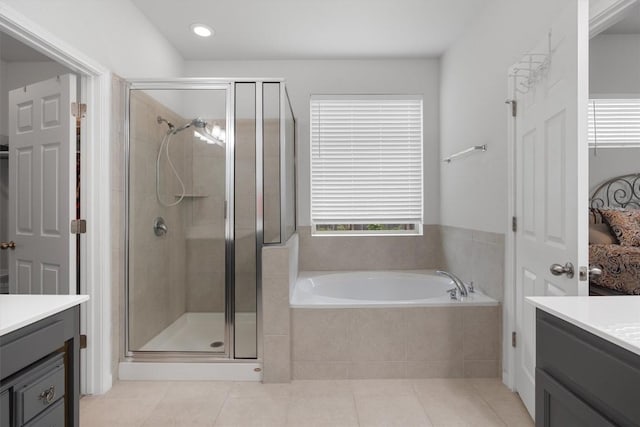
[512,216,517,232]
[70,219,87,234]
[79,334,87,349]
[512,331,517,348]
[505,99,517,117]
[71,102,87,118]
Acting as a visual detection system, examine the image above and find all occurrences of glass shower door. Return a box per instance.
[127,87,230,355]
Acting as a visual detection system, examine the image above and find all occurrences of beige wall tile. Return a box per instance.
[348,309,406,361]
[262,246,289,278]
[464,360,500,378]
[406,307,463,361]
[298,225,444,271]
[292,362,350,380]
[262,277,289,335]
[463,306,500,361]
[405,360,464,379]
[292,309,350,361]
[441,225,506,303]
[186,271,225,312]
[348,362,406,379]
[263,334,291,383]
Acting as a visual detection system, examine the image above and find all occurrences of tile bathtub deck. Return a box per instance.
[80,378,533,426]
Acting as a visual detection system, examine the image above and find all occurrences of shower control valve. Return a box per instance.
[153,217,168,237]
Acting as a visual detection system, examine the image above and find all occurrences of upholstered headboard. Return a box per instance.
[590,174,640,209]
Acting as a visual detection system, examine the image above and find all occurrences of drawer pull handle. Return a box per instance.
[39,386,56,404]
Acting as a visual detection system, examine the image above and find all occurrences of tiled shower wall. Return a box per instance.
[184,122,226,313]
[128,90,190,350]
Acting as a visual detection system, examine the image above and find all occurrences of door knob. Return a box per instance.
[0,241,16,250]
[550,262,574,278]
[588,266,602,279]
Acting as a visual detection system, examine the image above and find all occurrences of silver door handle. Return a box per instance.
[0,241,16,250]
[550,262,574,278]
[588,266,602,278]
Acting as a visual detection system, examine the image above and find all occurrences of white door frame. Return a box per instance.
[0,5,112,394]
[503,0,640,390]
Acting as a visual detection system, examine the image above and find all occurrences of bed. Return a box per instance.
[589,173,640,296]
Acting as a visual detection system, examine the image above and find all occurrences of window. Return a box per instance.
[588,99,640,148]
[310,95,423,235]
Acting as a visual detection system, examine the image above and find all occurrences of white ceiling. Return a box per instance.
[603,3,640,34]
[131,0,492,60]
[0,32,51,62]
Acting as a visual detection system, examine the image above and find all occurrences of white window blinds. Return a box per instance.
[588,99,640,148]
[310,96,423,225]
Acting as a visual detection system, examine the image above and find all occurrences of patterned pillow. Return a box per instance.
[600,209,640,247]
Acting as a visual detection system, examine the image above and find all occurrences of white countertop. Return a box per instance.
[0,294,89,336]
[528,296,640,357]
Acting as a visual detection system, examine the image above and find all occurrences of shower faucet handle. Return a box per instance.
[446,288,458,300]
[153,217,168,237]
[466,281,475,293]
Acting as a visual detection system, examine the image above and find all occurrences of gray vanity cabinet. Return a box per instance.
[536,309,640,427]
[0,306,80,427]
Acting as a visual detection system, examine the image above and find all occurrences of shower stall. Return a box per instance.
[124,79,295,373]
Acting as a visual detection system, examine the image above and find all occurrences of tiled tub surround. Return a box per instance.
[298,225,445,272]
[298,225,505,303]
[292,306,501,380]
[262,233,299,383]
[440,225,505,303]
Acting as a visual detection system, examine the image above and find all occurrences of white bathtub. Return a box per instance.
[291,270,498,308]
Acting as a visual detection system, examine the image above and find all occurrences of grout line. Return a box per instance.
[351,386,362,427]
[210,384,232,426]
[411,380,435,427]
[467,378,510,427]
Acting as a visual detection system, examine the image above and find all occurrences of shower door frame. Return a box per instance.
[124,79,245,361]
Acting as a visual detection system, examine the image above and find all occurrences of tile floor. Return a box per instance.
[80,378,533,426]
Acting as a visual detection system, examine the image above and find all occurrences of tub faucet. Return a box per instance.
[436,270,469,298]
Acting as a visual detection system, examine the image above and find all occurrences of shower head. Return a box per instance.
[173,118,208,134]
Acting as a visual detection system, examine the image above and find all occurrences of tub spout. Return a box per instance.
[436,270,468,297]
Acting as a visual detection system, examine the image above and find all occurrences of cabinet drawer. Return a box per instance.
[0,390,9,427]
[16,356,65,425]
[0,321,63,379]
[23,399,64,427]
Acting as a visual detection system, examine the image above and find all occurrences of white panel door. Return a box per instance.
[512,0,589,418]
[8,74,76,294]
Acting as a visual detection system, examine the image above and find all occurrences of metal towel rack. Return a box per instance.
[443,144,487,164]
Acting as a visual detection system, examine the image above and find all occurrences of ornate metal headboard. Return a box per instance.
[590,174,640,209]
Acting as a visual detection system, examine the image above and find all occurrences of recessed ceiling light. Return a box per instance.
[190,24,214,38]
